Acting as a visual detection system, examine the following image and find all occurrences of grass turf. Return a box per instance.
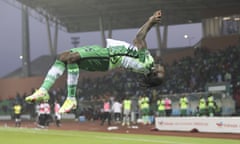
[0,126,239,144]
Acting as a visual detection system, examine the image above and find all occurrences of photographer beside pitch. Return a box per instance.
[25,10,165,114]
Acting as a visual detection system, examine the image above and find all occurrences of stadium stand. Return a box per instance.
[1,44,239,118]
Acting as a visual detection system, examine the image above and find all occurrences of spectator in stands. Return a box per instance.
[216,72,223,83]
[224,70,232,82]
[25,10,165,114]
[160,45,240,94]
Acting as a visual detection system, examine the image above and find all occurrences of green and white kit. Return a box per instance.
[70,38,154,75]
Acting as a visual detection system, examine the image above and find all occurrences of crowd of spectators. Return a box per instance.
[75,45,240,105]
[1,45,240,117]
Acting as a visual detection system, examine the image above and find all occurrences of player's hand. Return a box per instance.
[149,10,162,23]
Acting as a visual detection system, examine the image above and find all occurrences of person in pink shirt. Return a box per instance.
[164,97,172,116]
[100,98,111,126]
[37,99,51,128]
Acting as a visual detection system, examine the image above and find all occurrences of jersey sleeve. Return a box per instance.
[106,38,131,48]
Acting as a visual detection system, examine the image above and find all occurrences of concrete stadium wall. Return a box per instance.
[0,76,65,100]
[0,71,112,100]
[201,34,240,51]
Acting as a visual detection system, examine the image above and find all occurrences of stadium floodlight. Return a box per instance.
[184,34,194,46]
[223,17,231,20]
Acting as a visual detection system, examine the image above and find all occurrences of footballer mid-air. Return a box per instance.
[25,10,165,113]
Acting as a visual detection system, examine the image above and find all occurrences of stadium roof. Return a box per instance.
[17,0,240,33]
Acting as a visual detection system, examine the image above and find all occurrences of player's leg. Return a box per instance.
[126,111,130,126]
[25,54,67,102]
[100,112,107,126]
[25,51,80,103]
[14,114,18,127]
[107,112,111,126]
[116,112,121,122]
[38,114,45,128]
[60,46,110,113]
[122,110,126,126]
[142,108,149,125]
[17,114,21,127]
[59,63,79,113]
[55,114,61,127]
[58,51,80,113]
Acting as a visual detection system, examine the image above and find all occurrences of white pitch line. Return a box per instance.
[96,135,194,144]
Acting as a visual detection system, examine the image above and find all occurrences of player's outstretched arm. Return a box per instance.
[133,10,162,49]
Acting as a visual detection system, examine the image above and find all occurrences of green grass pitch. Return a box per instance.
[0,126,239,144]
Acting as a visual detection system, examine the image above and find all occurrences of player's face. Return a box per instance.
[144,64,164,87]
[152,64,164,79]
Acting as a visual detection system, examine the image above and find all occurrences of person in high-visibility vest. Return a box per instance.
[139,95,150,124]
[207,94,215,117]
[122,96,132,126]
[179,95,188,116]
[13,102,22,127]
[198,96,207,116]
[157,97,165,116]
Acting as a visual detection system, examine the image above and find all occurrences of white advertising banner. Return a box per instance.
[155,117,240,133]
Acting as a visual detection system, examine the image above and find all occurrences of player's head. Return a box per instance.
[144,64,165,87]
